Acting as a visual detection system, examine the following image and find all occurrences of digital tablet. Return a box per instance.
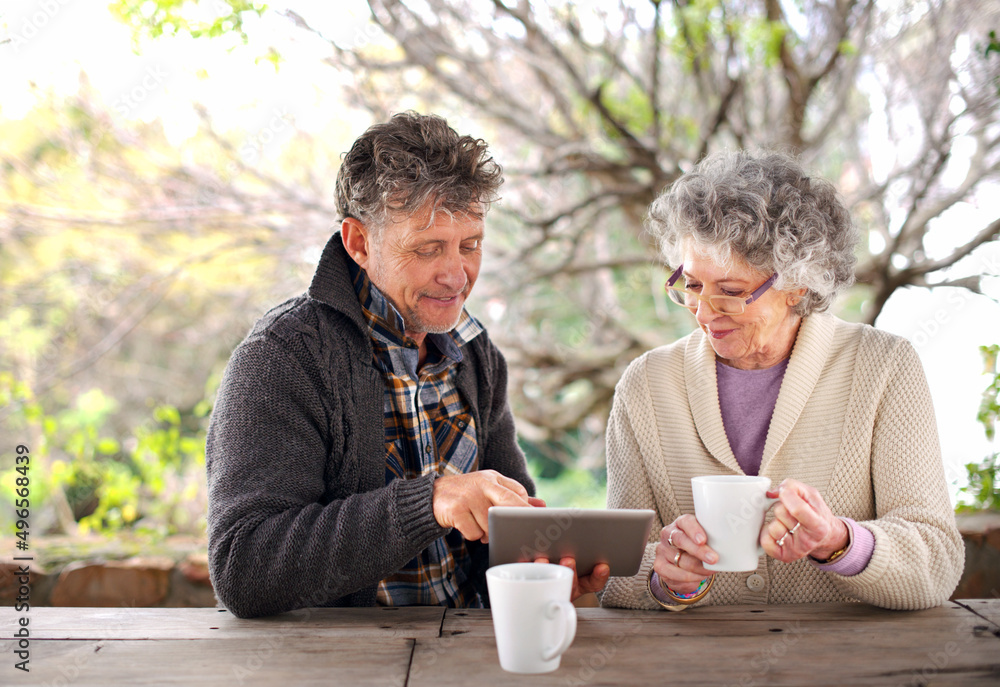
[488,507,656,577]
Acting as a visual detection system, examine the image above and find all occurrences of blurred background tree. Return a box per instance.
[2,0,999,533]
[306,0,1000,468]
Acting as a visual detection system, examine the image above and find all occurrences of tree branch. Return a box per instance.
[900,216,1000,279]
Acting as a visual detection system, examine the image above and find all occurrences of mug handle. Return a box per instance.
[541,600,577,661]
[756,496,781,557]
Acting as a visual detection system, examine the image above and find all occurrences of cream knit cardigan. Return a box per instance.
[601,312,964,610]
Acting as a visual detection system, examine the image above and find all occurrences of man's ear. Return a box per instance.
[341,218,372,270]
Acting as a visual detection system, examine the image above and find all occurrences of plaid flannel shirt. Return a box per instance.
[349,261,485,608]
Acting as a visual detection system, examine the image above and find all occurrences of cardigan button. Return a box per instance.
[746,573,765,591]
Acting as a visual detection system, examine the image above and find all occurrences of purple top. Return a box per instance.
[716,360,788,476]
[649,359,876,604]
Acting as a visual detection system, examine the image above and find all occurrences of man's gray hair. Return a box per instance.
[335,111,503,232]
[647,149,859,316]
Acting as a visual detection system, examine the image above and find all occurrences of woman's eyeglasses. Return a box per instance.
[664,264,778,316]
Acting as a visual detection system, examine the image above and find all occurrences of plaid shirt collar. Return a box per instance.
[348,259,483,361]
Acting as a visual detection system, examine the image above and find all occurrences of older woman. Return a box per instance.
[600,150,963,611]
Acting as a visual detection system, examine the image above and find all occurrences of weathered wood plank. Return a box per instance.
[953,599,1000,631]
[2,602,994,685]
[0,606,445,639]
[441,604,980,640]
[0,637,413,686]
[411,618,1000,686]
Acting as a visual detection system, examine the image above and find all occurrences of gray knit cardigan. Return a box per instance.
[206,233,534,618]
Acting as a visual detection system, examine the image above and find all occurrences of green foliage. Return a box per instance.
[0,374,42,425]
[979,344,999,441]
[123,402,209,535]
[744,18,790,67]
[73,398,209,536]
[51,388,123,526]
[669,0,723,70]
[837,39,859,58]
[109,0,268,48]
[531,465,607,510]
[668,2,814,72]
[980,29,1000,96]
[597,82,655,139]
[0,375,209,537]
[960,455,1000,513]
[958,345,1000,512]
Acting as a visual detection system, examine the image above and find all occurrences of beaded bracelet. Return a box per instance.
[669,576,712,600]
[648,571,714,609]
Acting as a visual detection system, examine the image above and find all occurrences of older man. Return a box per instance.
[206,112,607,618]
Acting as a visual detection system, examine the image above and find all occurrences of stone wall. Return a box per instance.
[0,536,216,609]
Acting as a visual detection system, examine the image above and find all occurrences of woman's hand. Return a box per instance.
[760,478,849,563]
[653,514,717,596]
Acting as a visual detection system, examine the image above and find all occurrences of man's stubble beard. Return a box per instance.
[366,253,465,335]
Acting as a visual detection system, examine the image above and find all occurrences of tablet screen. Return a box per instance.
[487,507,656,577]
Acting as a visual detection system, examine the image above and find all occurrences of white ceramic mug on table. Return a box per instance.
[486,563,577,674]
[691,475,778,572]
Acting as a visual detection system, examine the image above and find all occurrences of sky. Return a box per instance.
[2,0,998,504]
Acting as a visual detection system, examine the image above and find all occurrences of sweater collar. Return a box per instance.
[685,312,836,475]
[307,232,372,336]
[758,312,835,472]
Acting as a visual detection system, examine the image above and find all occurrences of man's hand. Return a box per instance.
[432,470,535,542]
[533,556,611,603]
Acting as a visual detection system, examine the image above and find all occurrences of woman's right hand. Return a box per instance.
[653,514,718,595]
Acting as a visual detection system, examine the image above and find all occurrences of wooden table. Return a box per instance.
[2,600,998,685]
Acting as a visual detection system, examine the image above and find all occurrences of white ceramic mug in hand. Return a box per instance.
[691,475,778,572]
[486,563,577,674]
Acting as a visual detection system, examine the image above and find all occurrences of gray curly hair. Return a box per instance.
[647,149,858,316]
[335,111,503,232]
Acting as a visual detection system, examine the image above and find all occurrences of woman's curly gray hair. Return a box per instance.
[335,111,503,232]
[647,149,858,316]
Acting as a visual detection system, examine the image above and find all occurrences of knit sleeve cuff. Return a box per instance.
[649,572,675,604]
[392,473,447,548]
[809,517,875,577]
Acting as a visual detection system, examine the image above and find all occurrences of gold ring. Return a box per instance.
[673,551,683,567]
[668,530,677,547]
